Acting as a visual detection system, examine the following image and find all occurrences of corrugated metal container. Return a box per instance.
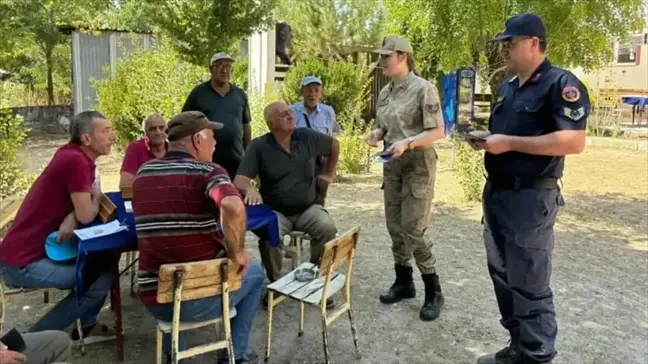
[71,30,154,114]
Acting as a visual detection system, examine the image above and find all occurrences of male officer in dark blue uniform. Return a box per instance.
[471,13,589,364]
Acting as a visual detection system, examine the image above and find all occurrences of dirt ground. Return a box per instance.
[2,136,647,364]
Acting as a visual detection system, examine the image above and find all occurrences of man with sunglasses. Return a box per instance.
[471,13,590,364]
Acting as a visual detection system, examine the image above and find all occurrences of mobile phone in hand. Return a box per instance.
[1,328,26,353]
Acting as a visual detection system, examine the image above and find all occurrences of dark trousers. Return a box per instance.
[482,182,563,362]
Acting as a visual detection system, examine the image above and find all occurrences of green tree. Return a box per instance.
[277,0,387,60]
[0,0,113,105]
[385,0,646,94]
[141,0,276,66]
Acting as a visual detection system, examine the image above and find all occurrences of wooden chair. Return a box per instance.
[155,259,243,364]
[265,226,361,364]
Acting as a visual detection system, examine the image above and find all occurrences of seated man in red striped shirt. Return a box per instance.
[132,111,263,364]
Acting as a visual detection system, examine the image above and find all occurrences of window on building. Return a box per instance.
[616,33,646,64]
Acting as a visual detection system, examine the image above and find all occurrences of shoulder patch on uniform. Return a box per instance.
[561,86,580,102]
[425,103,440,113]
[563,106,585,121]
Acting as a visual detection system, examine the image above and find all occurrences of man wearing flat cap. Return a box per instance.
[132,111,264,364]
[471,13,589,364]
[183,52,252,179]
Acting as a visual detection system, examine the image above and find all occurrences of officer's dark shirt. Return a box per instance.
[486,59,590,179]
[237,128,333,216]
[182,81,251,165]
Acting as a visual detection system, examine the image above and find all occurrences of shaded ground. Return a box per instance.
[2,137,647,364]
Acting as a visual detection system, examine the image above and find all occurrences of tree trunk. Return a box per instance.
[46,46,54,106]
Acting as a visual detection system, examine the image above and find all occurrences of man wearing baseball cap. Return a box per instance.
[471,13,590,364]
[291,76,340,136]
[133,111,264,364]
[182,52,252,179]
[290,75,340,205]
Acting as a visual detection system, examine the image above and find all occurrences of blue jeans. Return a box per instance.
[146,263,264,361]
[0,258,112,332]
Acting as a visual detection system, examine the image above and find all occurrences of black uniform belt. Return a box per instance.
[487,176,559,190]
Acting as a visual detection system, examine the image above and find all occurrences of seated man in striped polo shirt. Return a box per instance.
[132,111,264,364]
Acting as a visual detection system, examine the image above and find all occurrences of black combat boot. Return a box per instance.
[477,329,531,364]
[379,265,416,304]
[419,273,444,321]
[476,344,520,364]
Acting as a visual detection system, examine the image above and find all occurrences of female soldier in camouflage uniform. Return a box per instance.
[366,35,446,321]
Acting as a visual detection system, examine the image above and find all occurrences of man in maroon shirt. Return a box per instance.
[119,113,168,188]
[133,111,263,364]
[0,111,117,343]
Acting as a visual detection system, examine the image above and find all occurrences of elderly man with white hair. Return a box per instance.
[119,113,168,188]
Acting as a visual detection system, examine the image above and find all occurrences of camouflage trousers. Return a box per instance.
[383,147,438,274]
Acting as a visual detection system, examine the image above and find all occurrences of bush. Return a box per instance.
[281,58,373,174]
[231,57,249,91]
[0,111,35,200]
[337,127,373,174]
[94,44,207,150]
[452,136,485,202]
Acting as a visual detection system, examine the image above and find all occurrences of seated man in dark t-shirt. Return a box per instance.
[233,101,340,284]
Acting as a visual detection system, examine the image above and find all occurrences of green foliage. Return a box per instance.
[232,58,249,91]
[277,0,386,60]
[248,91,279,139]
[385,0,646,84]
[0,0,113,106]
[141,0,276,66]
[337,126,373,174]
[94,44,207,150]
[0,111,35,200]
[281,57,371,128]
[452,137,485,202]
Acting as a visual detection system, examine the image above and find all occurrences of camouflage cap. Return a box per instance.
[375,35,414,55]
[167,111,223,141]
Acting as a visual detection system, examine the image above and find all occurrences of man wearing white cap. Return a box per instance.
[182,52,252,179]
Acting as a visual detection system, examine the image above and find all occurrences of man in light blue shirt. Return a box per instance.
[290,76,341,136]
[290,76,340,206]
